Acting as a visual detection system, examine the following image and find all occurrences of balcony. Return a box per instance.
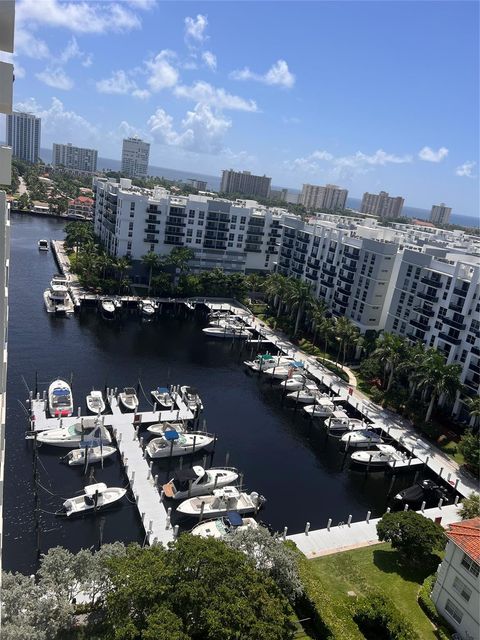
[449,302,464,313]
[164,239,183,246]
[144,228,159,234]
[416,291,439,304]
[147,205,159,213]
[146,215,160,224]
[169,207,186,217]
[322,264,336,276]
[245,244,262,253]
[338,271,354,285]
[420,276,442,288]
[291,264,304,275]
[166,219,186,227]
[438,332,461,346]
[341,262,356,273]
[333,294,348,307]
[144,237,159,244]
[305,272,318,282]
[307,258,320,269]
[453,287,469,297]
[337,285,352,296]
[320,279,334,288]
[442,316,466,330]
[472,346,480,356]
[409,318,430,332]
[406,332,426,343]
[165,228,185,237]
[283,239,294,249]
[469,362,480,375]
[413,305,435,318]
[343,249,359,260]
[326,256,335,265]
[281,248,292,258]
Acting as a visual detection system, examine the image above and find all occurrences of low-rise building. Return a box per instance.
[68,196,94,219]
[432,518,480,640]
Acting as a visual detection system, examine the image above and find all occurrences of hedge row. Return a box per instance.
[353,593,419,640]
[417,574,454,640]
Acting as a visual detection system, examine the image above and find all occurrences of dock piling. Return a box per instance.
[166,507,172,529]
[366,511,371,524]
[421,501,426,512]
[305,522,310,535]
[347,514,352,527]
[283,526,288,541]
[199,501,205,522]
[327,518,332,531]
[404,503,409,511]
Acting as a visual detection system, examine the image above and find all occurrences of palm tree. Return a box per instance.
[309,301,327,347]
[245,273,264,296]
[114,257,131,284]
[416,351,463,422]
[264,273,289,317]
[287,280,313,336]
[333,317,358,365]
[142,251,161,294]
[465,396,480,429]
[372,333,408,391]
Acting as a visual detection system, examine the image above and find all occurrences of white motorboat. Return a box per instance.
[262,361,305,380]
[303,397,336,418]
[350,444,404,467]
[36,420,111,448]
[208,316,244,328]
[191,512,258,538]
[325,411,365,433]
[340,429,383,448]
[86,390,106,414]
[177,486,265,518]
[180,386,203,411]
[151,386,174,409]
[279,373,309,391]
[118,387,139,412]
[57,483,126,516]
[147,421,185,436]
[162,465,238,500]
[202,326,251,339]
[64,445,117,466]
[146,430,214,459]
[100,298,116,319]
[44,283,74,315]
[139,299,158,318]
[245,354,295,372]
[286,382,323,404]
[38,239,49,251]
[48,379,74,417]
[51,274,68,287]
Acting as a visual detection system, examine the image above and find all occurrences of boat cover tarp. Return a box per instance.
[164,430,180,441]
[156,387,169,393]
[398,484,425,502]
[174,468,200,482]
[53,389,70,396]
[226,512,243,526]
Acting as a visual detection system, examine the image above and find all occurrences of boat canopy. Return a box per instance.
[85,482,107,496]
[259,354,273,361]
[332,410,348,418]
[185,387,199,395]
[53,388,70,396]
[173,467,203,483]
[225,511,243,527]
[291,361,304,368]
[164,430,180,441]
[156,387,169,393]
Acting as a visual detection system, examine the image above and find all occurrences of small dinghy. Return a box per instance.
[340,429,383,448]
[57,482,126,517]
[303,397,336,418]
[191,512,258,538]
[151,387,173,409]
[162,465,238,501]
[36,420,111,448]
[64,445,117,466]
[262,361,305,380]
[146,430,214,459]
[139,299,158,318]
[177,486,265,518]
[38,239,49,251]
[286,382,322,403]
[350,444,401,468]
[147,421,184,436]
[48,379,74,418]
[394,479,449,508]
[118,387,139,412]
[86,390,105,414]
[279,373,309,391]
[325,411,365,433]
[180,386,203,411]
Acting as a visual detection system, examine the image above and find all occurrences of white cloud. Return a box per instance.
[336,149,413,169]
[418,146,449,162]
[58,36,92,68]
[455,161,476,178]
[82,54,93,68]
[96,70,136,95]
[174,81,258,112]
[282,116,301,125]
[231,59,295,89]
[288,148,412,178]
[132,89,150,100]
[15,27,50,59]
[36,67,74,90]
[184,14,208,44]
[145,50,179,92]
[202,51,217,71]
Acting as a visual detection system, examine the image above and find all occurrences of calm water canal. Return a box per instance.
[4,214,418,574]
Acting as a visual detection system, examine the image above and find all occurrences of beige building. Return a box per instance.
[361,190,404,218]
[220,169,271,199]
[299,183,348,210]
[121,137,150,179]
[430,203,452,225]
[52,142,98,174]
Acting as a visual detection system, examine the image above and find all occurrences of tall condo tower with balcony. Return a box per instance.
[6,110,40,163]
[121,137,150,179]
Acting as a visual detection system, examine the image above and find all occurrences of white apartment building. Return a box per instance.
[430,203,452,225]
[6,110,40,163]
[52,142,98,174]
[432,518,480,640]
[299,183,348,211]
[121,137,150,179]
[220,170,271,199]
[93,177,292,274]
[0,0,14,591]
[361,191,405,219]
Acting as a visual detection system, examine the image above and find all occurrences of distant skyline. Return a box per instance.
[1,0,479,217]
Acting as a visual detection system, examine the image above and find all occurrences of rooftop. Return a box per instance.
[446,517,480,562]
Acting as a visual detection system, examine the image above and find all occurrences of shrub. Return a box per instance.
[353,592,419,640]
[417,574,455,639]
[459,492,480,519]
[377,512,445,563]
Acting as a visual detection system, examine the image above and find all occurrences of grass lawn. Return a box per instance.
[306,543,441,639]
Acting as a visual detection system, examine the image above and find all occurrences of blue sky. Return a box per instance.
[3,0,479,216]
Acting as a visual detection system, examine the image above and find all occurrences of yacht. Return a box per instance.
[44,280,74,315]
[64,445,117,466]
[36,420,111,448]
[118,387,139,412]
[350,444,404,468]
[48,379,74,417]
[394,479,449,508]
[38,239,49,251]
[202,325,251,339]
[180,386,203,411]
[147,421,185,436]
[262,361,305,380]
[176,487,266,518]
[191,513,258,538]
[303,397,336,418]
[325,411,365,434]
[279,373,309,391]
[146,430,214,459]
[245,354,295,373]
[86,390,106,414]
[139,299,158,318]
[151,387,174,409]
[340,429,383,448]
[57,483,126,517]
[162,465,239,500]
[286,382,323,403]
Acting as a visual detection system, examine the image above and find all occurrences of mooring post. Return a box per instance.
[225,451,230,466]
[454,495,459,506]
[438,498,444,509]
[404,503,409,511]
[154,474,159,488]
[199,501,205,522]
[421,501,426,512]
[166,507,172,529]
[305,522,310,535]
[173,525,179,539]
[366,511,371,524]
[439,467,443,477]
[327,518,332,531]
[283,526,288,541]
[386,507,391,514]
[347,514,352,527]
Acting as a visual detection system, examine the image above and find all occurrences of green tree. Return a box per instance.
[415,351,463,422]
[376,511,444,563]
[308,300,327,347]
[17,192,30,210]
[465,395,480,428]
[459,492,480,520]
[372,333,408,391]
[286,279,313,336]
[458,430,480,475]
[141,251,161,294]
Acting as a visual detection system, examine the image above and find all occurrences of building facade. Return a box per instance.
[121,137,150,179]
[6,111,40,163]
[432,518,480,640]
[361,191,405,219]
[430,203,452,225]
[220,170,271,199]
[52,143,98,174]
[299,183,348,211]
[68,196,94,219]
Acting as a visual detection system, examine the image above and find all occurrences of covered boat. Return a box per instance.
[162,465,238,500]
[118,387,139,412]
[151,387,173,409]
[100,298,116,319]
[36,420,111,448]
[86,390,105,414]
[48,379,74,417]
[64,445,117,466]
[145,430,214,459]
[57,482,126,516]
[394,479,449,507]
[176,486,265,518]
[191,512,258,538]
[303,397,336,418]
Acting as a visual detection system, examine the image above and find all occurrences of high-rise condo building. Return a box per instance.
[299,183,348,210]
[52,143,98,174]
[6,110,41,163]
[361,191,404,219]
[220,170,271,199]
[0,0,14,589]
[121,137,150,179]
[430,203,452,225]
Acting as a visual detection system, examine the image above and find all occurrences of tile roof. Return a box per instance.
[446,517,480,563]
